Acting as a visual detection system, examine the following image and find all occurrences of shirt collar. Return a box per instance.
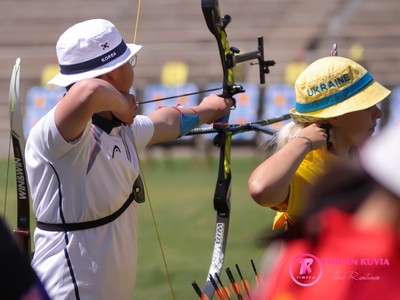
[92,114,123,134]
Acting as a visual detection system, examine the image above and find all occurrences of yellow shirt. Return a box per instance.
[272,148,341,230]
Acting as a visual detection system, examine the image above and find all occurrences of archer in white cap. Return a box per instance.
[25,19,233,300]
[248,55,390,231]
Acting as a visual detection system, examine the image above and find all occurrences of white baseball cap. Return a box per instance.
[48,19,142,87]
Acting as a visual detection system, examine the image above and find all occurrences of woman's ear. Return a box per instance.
[327,117,339,127]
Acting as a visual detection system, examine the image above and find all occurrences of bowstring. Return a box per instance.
[132,0,176,298]
[133,0,142,44]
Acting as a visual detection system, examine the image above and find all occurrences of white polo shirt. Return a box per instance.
[26,107,154,300]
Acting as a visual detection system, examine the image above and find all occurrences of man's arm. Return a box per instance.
[147,94,232,145]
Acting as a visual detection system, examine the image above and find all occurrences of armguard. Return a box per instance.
[171,106,199,137]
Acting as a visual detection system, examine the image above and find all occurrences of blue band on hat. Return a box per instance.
[295,72,374,113]
[60,40,127,75]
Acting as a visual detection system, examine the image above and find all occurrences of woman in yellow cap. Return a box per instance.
[251,124,400,299]
[248,56,390,230]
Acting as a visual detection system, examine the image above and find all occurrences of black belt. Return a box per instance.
[37,176,145,232]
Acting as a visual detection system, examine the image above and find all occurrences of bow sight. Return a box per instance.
[232,35,276,83]
[202,0,275,97]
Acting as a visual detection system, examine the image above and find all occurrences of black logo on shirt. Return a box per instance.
[112,145,121,158]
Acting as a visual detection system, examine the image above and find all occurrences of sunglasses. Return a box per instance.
[129,54,138,68]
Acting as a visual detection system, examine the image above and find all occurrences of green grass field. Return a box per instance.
[1,152,276,299]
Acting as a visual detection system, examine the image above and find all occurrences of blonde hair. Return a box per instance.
[271,122,304,151]
[267,116,328,153]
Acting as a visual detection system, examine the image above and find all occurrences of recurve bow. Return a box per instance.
[8,58,32,261]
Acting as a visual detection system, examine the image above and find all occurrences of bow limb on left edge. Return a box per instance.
[8,58,32,261]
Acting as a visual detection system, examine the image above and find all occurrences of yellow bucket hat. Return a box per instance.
[290,56,391,123]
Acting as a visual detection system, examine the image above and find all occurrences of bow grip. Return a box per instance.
[213,92,238,130]
[213,110,231,129]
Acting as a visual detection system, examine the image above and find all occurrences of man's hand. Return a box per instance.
[112,92,138,125]
[198,94,233,124]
